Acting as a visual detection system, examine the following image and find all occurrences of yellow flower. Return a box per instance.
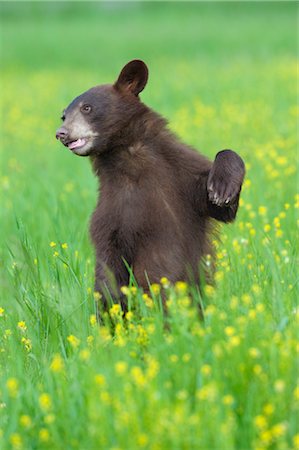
[175,280,188,294]
[67,334,80,348]
[160,276,170,287]
[0,307,4,317]
[142,293,154,308]
[294,386,299,400]
[115,361,128,375]
[53,251,59,257]
[201,364,212,376]
[131,366,146,387]
[249,347,260,358]
[293,434,299,448]
[61,243,68,249]
[87,335,94,346]
[49,241,56,247]
[39,428,50,442]
[120,286,130,296]
[263,403,274,416]
[260,430,272,445]
[204,285,215,297]
[9,433,22,449]
[6,378,18,398]
[271,422,287,438]
[79,348,90,361]
[252,284,261,295]
[258,206,267,216]
[253,364,263,375]
[89,314,97,327]
[254,415,267,430]
[21,337,32,352]
[169,354,178,363]
[137,433,148,447]
[264,224,271,233]
[274,379,285,393]
[146,357,160,380]
[125,311,133,321]
[39,393,52,412]
[94,374,106,386]
[50,354,64,373]
[44,414,55,424]
[151,283,161,295]
[93,291,101,301]
[110,303,122,318]
[17,321,27,332]
[20,415,32,428]
[224,326,235,337]
[182,353,191,363]
[229,336,241,347]
[222,395,234,406]
[241,294,251,305]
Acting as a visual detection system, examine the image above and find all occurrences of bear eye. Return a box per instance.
[61,115,65,121]
[81,104,92,114]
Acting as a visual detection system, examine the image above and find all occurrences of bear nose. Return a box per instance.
[56,127,68,142]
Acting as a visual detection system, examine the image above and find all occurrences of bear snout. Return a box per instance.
[56,126,69,144]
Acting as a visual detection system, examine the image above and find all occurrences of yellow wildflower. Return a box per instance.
[125,311,134,321]
[39,428,50,442]
[151,283,161,295]
[6,378,18,398]
[79,348,90,361]
[49,241,56,247]
[94,374,106,386]
[131,366,146,387]
[137,434,148,447]
[0,307,4,317]
[50,354,64,373]
[222,395,234,406]
[274,379,285,393]
[169,354,178,363]
[20,415,32,428]
[271,422,287,438]
[258,206,267,216]
[61,243,68,249]
[201,364,212,376]
[110,303,122,318]
[39,393,52,412]
[224,326,235,337]
[89,314,97,326]
[21,337,32,352]
[44,414,55,424]
[263,403,274,416]
[204,285,215,297]
[9,433,22,449]
[17,321,27,332]
[67,334,80,348]
[254,415,267,430]
[115,361,128,375]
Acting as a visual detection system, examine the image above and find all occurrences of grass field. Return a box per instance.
[0,2,298,449]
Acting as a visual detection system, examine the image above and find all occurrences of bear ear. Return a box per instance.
[114,60,149,96]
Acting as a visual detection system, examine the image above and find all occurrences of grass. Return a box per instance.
[0,2,298,449]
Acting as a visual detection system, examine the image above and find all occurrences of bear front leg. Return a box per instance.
[207,149,245,223]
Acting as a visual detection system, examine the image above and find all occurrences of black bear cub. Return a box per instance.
[56,60,245,309]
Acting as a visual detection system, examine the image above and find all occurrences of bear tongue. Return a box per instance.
[68,138,86,150]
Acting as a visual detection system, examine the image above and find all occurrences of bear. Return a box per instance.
[56,60,245,311]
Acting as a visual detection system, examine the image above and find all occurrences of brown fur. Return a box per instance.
[56,60,245,310]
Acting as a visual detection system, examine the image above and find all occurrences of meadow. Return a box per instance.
[0,2,298,449]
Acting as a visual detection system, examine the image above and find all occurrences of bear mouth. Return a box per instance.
[67,138,88,151]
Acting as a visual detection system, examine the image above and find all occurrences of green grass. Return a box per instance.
[0,2,298,449]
